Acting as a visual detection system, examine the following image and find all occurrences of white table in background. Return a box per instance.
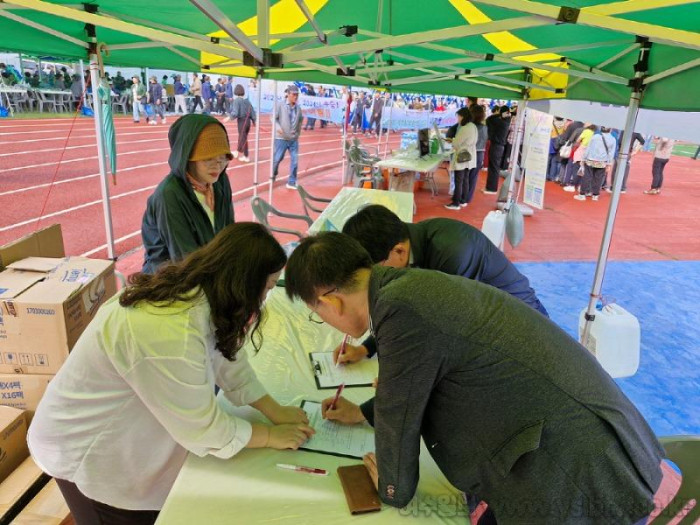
[156,189,466,524]
[376,150,451,197]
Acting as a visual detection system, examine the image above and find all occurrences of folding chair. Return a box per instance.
[35,90,56,113]
[348,148,383,189]
[654,436,700,524]
[296,185,331,218]
[250,196,312,240]
[113,93,129,114]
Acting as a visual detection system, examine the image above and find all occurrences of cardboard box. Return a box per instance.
[0,225,64,272]
[12,478,71,525]
[0,374,52,422]
[0,406,28,485]
[0,256,116,375]
[0,455,50,524]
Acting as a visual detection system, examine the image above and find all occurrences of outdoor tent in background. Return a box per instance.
[0,0,698,347]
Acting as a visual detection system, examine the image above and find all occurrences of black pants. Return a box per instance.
[191,95,203,113]
[580,164,606,196]
[486,142,505,192]
[237,118,251,157]
[55,478,159,525]
[651,157,669,189]
[451,168,469,205]
[466,150,484,203]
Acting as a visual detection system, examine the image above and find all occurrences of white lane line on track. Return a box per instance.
[0,138,164,157]
[0,137,349,182]
[0,148,167,173]
[0,148,343,231]
[80,166,344,257]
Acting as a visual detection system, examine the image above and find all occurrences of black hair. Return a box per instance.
[234,84,245,96]
[500,105,511,115]
[285,232,373,304]
[457,107,473,126]
[121,223,286,360]
[341,205,409,263]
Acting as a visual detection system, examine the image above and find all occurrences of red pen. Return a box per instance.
[336,334,349,368]
[329,382,345,411]
[276,463,328,476]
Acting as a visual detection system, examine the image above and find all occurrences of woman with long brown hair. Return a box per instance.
[28,222,313,525]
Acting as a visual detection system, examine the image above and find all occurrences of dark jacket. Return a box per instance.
[361,217,548,357]
[230,97,256,123]
[486,113,510,145]
[368,266,664,523]
[141,115,234,274]
[148,82,163,104]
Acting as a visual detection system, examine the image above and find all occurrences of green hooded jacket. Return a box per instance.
[141,115,234,274]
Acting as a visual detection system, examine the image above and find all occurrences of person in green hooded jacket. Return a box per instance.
[141,114,235,274]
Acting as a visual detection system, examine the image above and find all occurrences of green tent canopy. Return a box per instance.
[0,0,698,109]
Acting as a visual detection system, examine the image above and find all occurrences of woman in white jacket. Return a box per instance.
[28,222,313,524]
[445,107,478,210]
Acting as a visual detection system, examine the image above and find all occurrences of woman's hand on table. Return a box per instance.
[268,405,309,425]
[268,423,315,450]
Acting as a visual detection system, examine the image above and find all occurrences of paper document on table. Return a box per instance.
[310,352,377,389]
[300,401,375,459]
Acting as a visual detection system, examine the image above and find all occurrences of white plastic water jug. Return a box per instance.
[481,210,507,249]
[578,303,641,378]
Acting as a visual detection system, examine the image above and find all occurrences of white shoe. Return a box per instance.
[482,189,497,195]
[161,118,167,125]
[563,185,575,192]
[286,183,297,190]
[149,120,157,125]
[573,194,586,201]
[232,151,239,159]
[459,203,468,208]
[592,195,599,201]
[239,156,249,163]
[444,203,461,210]
[223,116,231,123]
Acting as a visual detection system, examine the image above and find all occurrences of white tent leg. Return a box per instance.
[88,53,116,260]
[253,74,262,197]
[505,94,528,202]
[341,107,347,185]
[268,80,278,204]
[581,42,650,346]
[580,88,642,346]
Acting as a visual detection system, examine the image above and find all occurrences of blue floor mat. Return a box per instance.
[516,260,700,437]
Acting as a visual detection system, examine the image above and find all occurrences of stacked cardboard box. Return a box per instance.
[0,225,116,419]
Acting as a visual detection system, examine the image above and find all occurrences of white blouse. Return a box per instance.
[450,121,478,171]
[28,291,267,510]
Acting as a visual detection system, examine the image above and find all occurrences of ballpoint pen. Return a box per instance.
[276,463,328,476]
[329,382,345,411]
[336,334,349,368]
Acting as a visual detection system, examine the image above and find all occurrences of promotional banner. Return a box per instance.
[381,108,458,131]
[522,108,553,210]
[258,90,344,123]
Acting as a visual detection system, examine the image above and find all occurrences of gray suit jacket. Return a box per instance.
[368,266,663,524]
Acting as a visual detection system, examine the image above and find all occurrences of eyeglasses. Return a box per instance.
[307,287,337,324]
[201,155,230,166]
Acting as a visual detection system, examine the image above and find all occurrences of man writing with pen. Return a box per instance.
[284,232,669,525]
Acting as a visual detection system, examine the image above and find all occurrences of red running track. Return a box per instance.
[1,114,699,273]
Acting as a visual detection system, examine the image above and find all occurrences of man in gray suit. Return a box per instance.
[285,232,665,524]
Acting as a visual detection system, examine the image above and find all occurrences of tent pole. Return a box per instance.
[253,74,262,197]
[581,41,651,346]
[341,100,347,185]
[505,89,529,203]
[268,80,278,204]
[384,100,392,157]
[78,59,87,107]
[88,53,116,260]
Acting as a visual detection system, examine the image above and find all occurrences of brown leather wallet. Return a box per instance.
[337,464,382,515]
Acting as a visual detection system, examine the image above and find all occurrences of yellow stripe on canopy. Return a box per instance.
[449,0,567,98]
[202,0,329,76]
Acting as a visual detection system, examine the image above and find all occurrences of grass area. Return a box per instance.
[673,143,699,158]
[1,111,84,119]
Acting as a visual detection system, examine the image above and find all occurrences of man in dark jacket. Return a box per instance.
[484,105,511,194]
[336,202,548,378]
[141,115,234,273]
[285,232,666,525]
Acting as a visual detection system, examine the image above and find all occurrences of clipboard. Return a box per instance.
[299,400,375,460]
[309,352,376,390]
